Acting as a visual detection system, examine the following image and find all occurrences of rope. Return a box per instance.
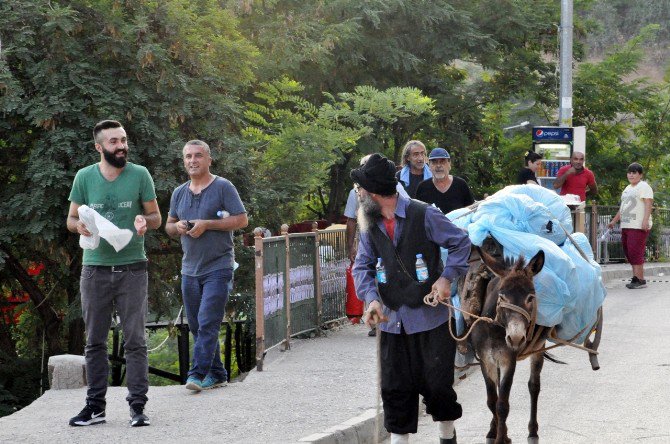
[147,305,184,353]
[424,290,598,361]
[423,291,497,343]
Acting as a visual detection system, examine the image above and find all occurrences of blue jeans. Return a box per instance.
[181,268,232,381]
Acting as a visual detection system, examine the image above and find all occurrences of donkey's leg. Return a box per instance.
[481,362,499,443]
[495,359,516,444]
[527,350,545,444]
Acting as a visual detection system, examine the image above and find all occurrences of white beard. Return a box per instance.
[357,193,381,233]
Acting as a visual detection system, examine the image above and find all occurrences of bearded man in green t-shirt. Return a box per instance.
[66,120,161,428]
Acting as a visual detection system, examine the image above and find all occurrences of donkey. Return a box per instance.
[469,247,551,444]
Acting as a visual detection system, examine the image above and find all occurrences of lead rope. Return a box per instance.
[423,291,498,343]
[425,290,598,360]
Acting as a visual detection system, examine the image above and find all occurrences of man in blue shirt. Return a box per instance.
[352,153,470,444]
[166,140,248,391]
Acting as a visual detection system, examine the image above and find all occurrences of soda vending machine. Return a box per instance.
[532,126,574,192]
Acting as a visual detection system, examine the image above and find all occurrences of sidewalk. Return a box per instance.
[1,263,667,444]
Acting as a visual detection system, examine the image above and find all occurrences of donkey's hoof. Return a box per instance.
[485,440,495,444]
[528,437,539,444]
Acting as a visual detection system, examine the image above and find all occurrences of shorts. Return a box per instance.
[621,228,649,265]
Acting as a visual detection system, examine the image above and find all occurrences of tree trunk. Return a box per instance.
[0,244,64,356]
[325,152,354,223]
[0,321,17,358]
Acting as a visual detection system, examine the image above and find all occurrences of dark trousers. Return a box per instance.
[380,321,462,434]
[80,264,149,409]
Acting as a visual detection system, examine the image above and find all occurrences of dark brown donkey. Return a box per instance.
[468,248,554,444]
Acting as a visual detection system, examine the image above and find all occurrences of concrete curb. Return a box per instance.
[300,262,670,444]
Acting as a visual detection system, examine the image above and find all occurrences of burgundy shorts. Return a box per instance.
[621,228,649,265]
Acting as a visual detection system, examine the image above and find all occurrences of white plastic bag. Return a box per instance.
[78,205,133,252]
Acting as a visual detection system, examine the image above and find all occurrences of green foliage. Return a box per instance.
[0,351,42,418]
[243,79,435,227]
[2,0,670,418]
[573,25,666,205]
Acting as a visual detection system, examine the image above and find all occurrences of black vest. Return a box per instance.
[368,199,443,311]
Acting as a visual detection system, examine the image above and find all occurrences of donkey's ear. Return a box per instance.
[526,250,545,276]
[477,246,506,278]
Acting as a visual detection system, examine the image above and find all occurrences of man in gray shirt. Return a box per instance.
[166,140,248,391]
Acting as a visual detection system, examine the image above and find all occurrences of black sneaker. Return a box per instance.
[69,404,106,426]
[368,327,377,337]
[129,405,150,427]
[627,278,647,289]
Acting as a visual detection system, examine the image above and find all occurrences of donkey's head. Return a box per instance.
[478,248,545,352]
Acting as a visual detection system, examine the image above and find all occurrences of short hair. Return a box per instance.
[183,139,211,156]
[524,151,542,165]
[627,162,643,174]
[93,120,123,144]
[401,140,426,166]
[360,154,371,166]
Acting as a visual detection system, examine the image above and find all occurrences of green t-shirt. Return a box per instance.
[69,162,157,266]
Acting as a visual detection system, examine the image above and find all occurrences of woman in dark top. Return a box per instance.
[517,151,542,185]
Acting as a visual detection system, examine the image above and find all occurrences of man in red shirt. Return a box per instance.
[553,151,598,201]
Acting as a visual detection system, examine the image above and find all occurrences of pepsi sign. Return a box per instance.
[532,126,573,141]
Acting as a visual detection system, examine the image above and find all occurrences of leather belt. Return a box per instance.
[88,262,148,273]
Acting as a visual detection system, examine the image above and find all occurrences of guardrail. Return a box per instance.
[254,225,348,371]
[109,318,255,385]
[584,205,670,263]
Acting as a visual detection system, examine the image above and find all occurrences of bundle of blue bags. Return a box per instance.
[446,184,606,343]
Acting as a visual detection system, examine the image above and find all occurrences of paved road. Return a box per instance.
[400,276,670,443]
[1,264,667,444]
[0,324,379,444]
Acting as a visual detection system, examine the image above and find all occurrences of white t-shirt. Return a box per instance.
[619,180,654,229]
[343,184,410,220]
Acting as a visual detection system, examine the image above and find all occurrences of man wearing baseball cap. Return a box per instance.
[416,148,475,215]
[351,153,470,444]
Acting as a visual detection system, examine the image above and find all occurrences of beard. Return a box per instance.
[103,148,128,168]
[357,192,382,233]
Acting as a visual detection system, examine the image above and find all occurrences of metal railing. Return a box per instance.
[254,225,348,370]
[584,205,670,263]
[109,318,255,385]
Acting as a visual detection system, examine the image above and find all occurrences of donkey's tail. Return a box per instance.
[543,352,567,364]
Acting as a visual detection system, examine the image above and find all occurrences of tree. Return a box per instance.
[572,25,661,204]
[243,79,435,227]
[0,0,256,376]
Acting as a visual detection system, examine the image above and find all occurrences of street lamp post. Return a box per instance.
[559,0,573,127]
[503,121,530,131]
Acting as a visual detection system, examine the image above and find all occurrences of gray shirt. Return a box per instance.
[169,176,246,276]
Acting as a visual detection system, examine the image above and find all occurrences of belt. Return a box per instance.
[88,262,148,273]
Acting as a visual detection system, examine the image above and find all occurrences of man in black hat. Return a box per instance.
[351,153,471,444]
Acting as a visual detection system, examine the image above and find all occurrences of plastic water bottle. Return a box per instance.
[217,210,230,218]
[415,254,429,282]
[375,258,387,284]
[599,228,611,242]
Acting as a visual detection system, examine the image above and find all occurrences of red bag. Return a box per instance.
[345,264,364,323]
